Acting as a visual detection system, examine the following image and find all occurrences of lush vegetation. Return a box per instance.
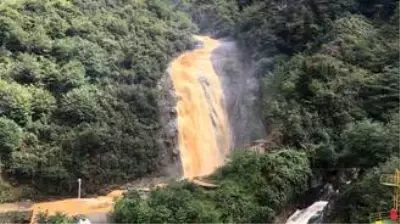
[0,0,196,200]
[171,0,399,223]
[172,0,240,37]
[0,0,398,223]
[114,150,311,223]
[254,2,399,222]
[35,212,74,224]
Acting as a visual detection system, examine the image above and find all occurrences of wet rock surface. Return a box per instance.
[85,212,112,224]
[211,39,266,149]
[157,73,182,178]
[0,209,33,223]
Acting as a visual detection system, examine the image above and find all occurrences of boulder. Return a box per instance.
[0,209,33,223]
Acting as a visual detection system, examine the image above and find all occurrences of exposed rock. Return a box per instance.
[210,39,266,149]
[320,168,359,223]
[156,73,182,178]
[0,209,33,223]
[85,213,112,224]
[191,179,218,189]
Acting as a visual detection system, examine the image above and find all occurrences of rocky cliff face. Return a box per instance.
[211,39,266,149]
[157,73,182,178]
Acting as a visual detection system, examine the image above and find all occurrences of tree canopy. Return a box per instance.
[172,0,399,223]
[0,0,195,199]
[0,1,398,223]
[113,150,311,223]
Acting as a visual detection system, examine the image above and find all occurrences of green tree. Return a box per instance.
[338,120,397,169]
[59,85,105,124]
[0,80,33,125]
[30,87,56,120]
[0,0,196,198]
[0,117,22,167]
[113,150,311,223]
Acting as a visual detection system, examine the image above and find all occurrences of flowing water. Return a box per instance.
[168,35,232,178]
[285,201,329,224]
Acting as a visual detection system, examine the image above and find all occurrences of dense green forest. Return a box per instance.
[252,1,399,222]
[114,0,399,223]
[0,0,398,223]
[0,0,195,200]
[114,150,311,223]
[207,0,399,222]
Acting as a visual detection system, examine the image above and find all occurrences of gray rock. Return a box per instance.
[210,39,266,149]
[156,72,182,177]
[0,209,33,224]
[86,212,112,224]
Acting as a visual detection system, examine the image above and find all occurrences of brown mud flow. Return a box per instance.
[168,36,231,178]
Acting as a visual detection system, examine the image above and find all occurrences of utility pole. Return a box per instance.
[78,178,82,199]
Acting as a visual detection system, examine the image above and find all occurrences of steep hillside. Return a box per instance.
[163,0,400,223]
[0,0,195,200]
[1,1,398,223]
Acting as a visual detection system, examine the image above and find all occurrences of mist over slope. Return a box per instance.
[211,39,265,148]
